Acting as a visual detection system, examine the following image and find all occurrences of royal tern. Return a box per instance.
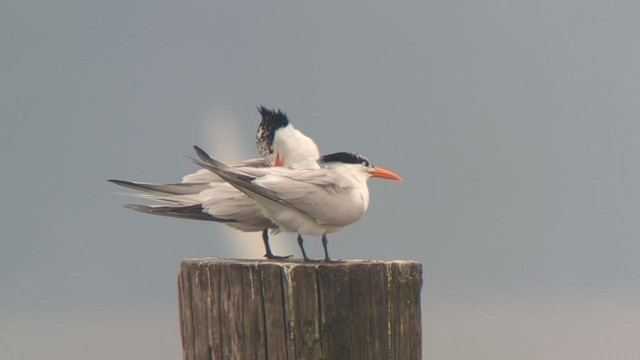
[189,145,403,262]
[109,107,319,259]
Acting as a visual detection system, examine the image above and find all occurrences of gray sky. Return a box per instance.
[2,1,640,359]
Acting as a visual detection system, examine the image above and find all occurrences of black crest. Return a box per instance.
[319,152,371,167]
[256,106,290,158]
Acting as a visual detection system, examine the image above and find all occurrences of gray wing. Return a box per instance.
[182,158,270,183]
[197,182,277,231]
[189,146,285,205]
[254,171,366,227]
[123,204,236,222]
[109,179,239,222]
[232,158,271,168]
[189,146,365,227]
[108,179,211,195]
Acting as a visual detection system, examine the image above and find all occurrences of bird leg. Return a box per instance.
[262,229,292,260]
[297,235,312,262]
[321,235,343,263]
[321,234,332,262]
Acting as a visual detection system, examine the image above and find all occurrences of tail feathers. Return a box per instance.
[114,192,198,205]
[187,147,227,177]
[123,204,236,222]
[192,145,230,170]
[108,179,210,195]
[189,146,257,185]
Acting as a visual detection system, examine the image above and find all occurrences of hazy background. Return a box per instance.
[2,1,640,359]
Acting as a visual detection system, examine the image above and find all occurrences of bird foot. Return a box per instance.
[302,257,344,263]
[265,253,293,260]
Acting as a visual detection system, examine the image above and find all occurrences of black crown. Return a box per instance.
[319,152,371,167]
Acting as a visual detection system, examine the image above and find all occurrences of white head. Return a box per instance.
[319,152,403,182]
[255,106,320,168]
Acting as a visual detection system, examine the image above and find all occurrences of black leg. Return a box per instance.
[262,229,274,258]
[297,235,311,262]
[321,234,332,262]
[263,229,291,260]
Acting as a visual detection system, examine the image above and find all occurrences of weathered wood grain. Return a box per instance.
[178,259,422,360]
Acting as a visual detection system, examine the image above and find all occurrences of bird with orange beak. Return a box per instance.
[190,146,403,262]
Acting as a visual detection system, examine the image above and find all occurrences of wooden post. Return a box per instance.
[178,258,422,360]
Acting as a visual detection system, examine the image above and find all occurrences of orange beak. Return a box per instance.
[370,167,403,181]
[274,151,284,167]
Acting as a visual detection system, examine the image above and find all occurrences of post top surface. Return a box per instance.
[180,257,421,268]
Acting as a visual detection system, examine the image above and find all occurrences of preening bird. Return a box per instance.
[189,145,403,262]
[108,107,319,259]
[256,106,320,169]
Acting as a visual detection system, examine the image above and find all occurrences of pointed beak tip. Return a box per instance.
[371,167,403,182]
